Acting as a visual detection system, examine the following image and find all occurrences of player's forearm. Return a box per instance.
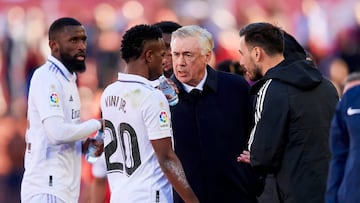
[89,177,107,203]
[44,116,101,144]
[160,156,199,203]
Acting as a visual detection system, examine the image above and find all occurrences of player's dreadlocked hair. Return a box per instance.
[49,17,82,40]
[120,24,163,63]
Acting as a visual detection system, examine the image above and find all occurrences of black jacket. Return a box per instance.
[171,66,261,203]
[250,59,338,203]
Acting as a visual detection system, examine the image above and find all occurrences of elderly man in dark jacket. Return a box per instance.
[170,25,262,203]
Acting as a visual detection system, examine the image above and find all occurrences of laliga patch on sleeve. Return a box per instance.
[49,92,60,108]
[159,110,170,129]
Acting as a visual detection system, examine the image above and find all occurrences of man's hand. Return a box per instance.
[237,150,251,164]
[82,138,91,154]
[82,137,104,156]
[93,137,104,156]
[166,78,179,94]
[155,77,179,94]
[98,119,105,131]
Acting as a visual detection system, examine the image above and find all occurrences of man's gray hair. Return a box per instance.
[171,25,214,54]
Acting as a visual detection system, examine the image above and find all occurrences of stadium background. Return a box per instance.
[0,0,359,202]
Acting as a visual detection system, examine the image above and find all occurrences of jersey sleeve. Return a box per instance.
[43,116,101,144]
[326,96,349,202]
[250,81,289,173]
[30,71,65,121]
[142,90,173,141]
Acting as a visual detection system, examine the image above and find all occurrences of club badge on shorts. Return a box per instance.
[159,110,170,129]
[49,92,60,108]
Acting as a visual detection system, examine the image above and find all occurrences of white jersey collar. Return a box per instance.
[47,55,77,82]
[118,72,153,87]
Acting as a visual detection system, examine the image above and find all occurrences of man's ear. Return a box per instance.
[204,50,212,64]
[49,40,58,52]
[145,49,153,63]
[253,47,261,62]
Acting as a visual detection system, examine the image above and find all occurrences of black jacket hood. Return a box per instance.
[251,59,322,94]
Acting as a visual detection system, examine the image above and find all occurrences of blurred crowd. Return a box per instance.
[1,0,360,202]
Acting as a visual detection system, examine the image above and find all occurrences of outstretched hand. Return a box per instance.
[237,150,251,164]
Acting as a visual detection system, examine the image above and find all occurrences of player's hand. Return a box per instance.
[155,77,179,94]
[166,78,179,94]
[237,150,251,164]
[82,138,91,154]
[82,137,104,156]
[92,137,104,156]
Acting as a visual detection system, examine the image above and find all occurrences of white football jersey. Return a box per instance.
[101,73,173,203]
[21,56,84,203]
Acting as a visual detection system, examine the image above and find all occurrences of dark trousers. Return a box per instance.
[257,174,281,203]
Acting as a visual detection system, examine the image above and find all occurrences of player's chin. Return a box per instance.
[72,62,86,73]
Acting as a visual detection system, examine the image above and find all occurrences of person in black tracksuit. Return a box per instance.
[237,22,338,203]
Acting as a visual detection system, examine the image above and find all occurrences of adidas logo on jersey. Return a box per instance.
[69,95,73,102]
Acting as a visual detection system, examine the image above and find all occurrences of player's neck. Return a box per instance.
[125,60,149,79]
